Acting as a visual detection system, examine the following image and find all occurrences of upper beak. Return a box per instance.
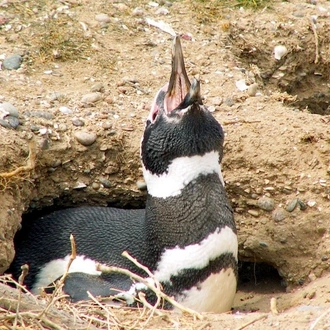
[164,36,191,113]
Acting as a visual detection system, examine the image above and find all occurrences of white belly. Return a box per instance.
[177,267,237,313]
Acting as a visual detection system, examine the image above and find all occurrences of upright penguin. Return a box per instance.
[8,36,237,313]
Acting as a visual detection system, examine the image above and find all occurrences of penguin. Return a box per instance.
[8,36,237,313]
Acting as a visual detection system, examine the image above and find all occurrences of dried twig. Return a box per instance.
[235,314,267,330]
[309,307,330,330]
[224,119,261,125]
[38,234,76,318]
[310,16,319,64]
[14,264,29,328]
[97,251,203,320]
[87,291,120,330]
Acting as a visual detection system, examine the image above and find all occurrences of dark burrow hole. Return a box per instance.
[280,69,330,116]
[237,261,285,293]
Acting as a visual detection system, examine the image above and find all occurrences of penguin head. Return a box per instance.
[141,36,224,176]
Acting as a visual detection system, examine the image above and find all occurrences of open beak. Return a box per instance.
[164,36,191,113]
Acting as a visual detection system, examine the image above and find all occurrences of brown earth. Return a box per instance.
[1,0,330,328]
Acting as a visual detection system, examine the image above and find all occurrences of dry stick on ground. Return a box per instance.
[234,314,268,330]
[0,141,36,179]
[309,307,330,330]
[97,250,203,320]
[13,264,29,329]
[38,234,76,319]
[87,291,121,330]
[311,17,319,64]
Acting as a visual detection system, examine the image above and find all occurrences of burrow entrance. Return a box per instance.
[18,201,285,312]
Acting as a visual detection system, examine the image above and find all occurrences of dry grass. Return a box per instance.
[0,236,201,330]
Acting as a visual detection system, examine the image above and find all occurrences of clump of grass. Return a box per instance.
[236,0,269,9]
[28,15,92,65]
[189,0,226,24]
[189,0,268,21]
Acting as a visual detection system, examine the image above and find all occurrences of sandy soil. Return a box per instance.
[1,0,330,328]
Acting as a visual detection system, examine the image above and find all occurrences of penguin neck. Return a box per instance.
[143,150,234,266]
[142,150,222,199]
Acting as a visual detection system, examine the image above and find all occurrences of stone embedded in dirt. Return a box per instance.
[2,54,22,70]
[136,180,147,191]
[81,92,102,104]
[247,209,259,217]
[210,96,222,106]
[59,106,73,114]
[99,177,112,188]
[6,116,19,129]
[95,13,111,23]
[49,92,64,102]
[0,102,19,118]
[286,198,298,212]
[272,207,289,222]
[72,118,85,127]
[73,182,87,190]
[274,45,288,60]
[132,7,144,16]
[74,131,97,146]
[247,83,258,97]
[257,197,275,211]
[91,83,105,93]
[0,119,10,128]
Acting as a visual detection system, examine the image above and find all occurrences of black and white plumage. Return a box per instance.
[8,36,237,313]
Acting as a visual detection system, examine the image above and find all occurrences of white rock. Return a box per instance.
[235,79,248,91]
[81,92,102,104]
[274,45,288,60]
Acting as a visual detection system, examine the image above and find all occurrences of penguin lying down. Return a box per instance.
[8,36,238,313]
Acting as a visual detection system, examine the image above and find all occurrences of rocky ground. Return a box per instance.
[1,0,330,328]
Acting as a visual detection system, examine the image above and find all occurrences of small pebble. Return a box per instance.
[224,98,235,107]
[3,54,22,70]
[6,115,19,128]
[102,121,112,130]
[59,106,72,114]
[92,182,100,190]
[91,83,104,93]
[256,197,275,211]
[247,209,259,217]
[286,198,298,212]
[72,118,85,127]
[137,180,147,191]
[81,92,102,104]
[298,199,307,210]
[99,177,112,188]
[210,96,222,106]
[74,131,97,146]
[73,182,87,190]
[259,242,268,247]
[132,7,144,16]
[272,208,289,222]
[25,111,54,120]
[49,92,64,102]
[247,83,258,96]
[0,119,11,128]
[95,13,111,23]
[307,200,316,207]
[0,102,19,117]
